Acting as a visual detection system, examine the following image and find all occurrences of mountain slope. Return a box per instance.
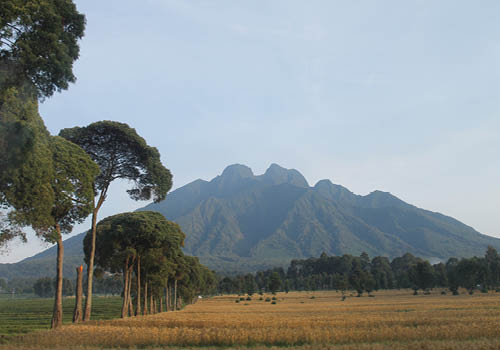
[2,163,498,277]
[141,163,500,271]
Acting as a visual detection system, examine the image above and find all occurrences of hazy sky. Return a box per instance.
[2,0,500,262]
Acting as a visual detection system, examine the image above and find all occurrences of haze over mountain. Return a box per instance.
[140,163,500,271]
[2,163,499,277]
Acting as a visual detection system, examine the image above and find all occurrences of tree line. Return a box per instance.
[1,0,212,328]
[218,247,500,296]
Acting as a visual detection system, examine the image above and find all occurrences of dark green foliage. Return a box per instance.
[86,211,185,273]
[0,0,86,99]
[45,136,98,236]
[268,272,282,294]
[0,88,54,239]
[59,121,172,204]
[408,261,435,293]
[218,248,500,297]
[33,277,53,297]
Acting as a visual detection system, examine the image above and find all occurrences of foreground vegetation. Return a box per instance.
[6,290,500,349]
[0,295,121,343]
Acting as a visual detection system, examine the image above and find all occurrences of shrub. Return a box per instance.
[265,297,271,302]
[271,301,277,304]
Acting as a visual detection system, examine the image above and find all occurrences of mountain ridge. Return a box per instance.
[1,163,498,276]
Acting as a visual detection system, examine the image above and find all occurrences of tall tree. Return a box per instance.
[60,121,172,321]
[0,88,54,241]
[0,0,85,100]
[42,136,97,328]
[86,211,184,318]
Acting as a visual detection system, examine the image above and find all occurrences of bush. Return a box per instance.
[239,297,245,301]
[259,297,263,301]
[246,297,252,301]
[271,301,277,304]
[272,296,277,301]
[235,299,240,303]
[265,297,271,302]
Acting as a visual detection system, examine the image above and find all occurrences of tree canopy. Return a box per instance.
[60,120,173,320]
[59,121,172,203]
[0,87,54,242]
[0,0,86,99]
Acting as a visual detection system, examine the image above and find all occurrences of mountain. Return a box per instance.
[139,163,500,271]
[2,163,499,277]
[0,234,86,280]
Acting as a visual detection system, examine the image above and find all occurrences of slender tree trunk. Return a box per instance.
[135,256,141,316]
[121,256,130,318]
[165,283,169,312]
[160,294,163,313]
[51,224,64,329]
[83,195,105,321]
[73,265,83,323]
[127,265,134,316]
[150,292,154,314]
[174,279,177,311]
[143,281,148,315]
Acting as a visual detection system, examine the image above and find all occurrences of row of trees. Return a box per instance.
[1,1,176,328]
[219,248,500,296]
[88,211,216,318]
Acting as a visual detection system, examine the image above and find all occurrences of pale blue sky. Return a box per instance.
[2,0,500,262]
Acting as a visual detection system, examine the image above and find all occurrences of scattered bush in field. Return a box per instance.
[239,297,245,301]
[271,301,277,304]
[341,296,346,301]
[235,299,240,303]
[441,290,447,295]
[368,294,375,297]
[246,297,252,301]
[265,297,271,302]
[310,296,315,299]
[272,296,277,301]
[259,297,263,301]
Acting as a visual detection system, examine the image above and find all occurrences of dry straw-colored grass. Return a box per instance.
[9,290,500,349]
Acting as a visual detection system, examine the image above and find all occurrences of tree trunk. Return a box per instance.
[150,292,154,314]
[165,283,169,312]
[51,224,64,329]
[174,279,177,311]
[73,265,83,323]
[160,294,163,313]
[135,255,141,316]
[165,280,170,311]
[127,265,134,316]
[83,195,105,321]
[121,256,130,318]
[143,281,148,315]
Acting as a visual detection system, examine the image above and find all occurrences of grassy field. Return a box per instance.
[5,290,500,349]
[0,295,122,342]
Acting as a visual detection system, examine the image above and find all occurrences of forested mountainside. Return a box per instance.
[3,163,499,277]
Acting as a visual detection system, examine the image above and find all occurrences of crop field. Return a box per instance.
[0,295,122,342]
[5,290,500,350]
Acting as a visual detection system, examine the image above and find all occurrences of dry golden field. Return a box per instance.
[7,290,500,350]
